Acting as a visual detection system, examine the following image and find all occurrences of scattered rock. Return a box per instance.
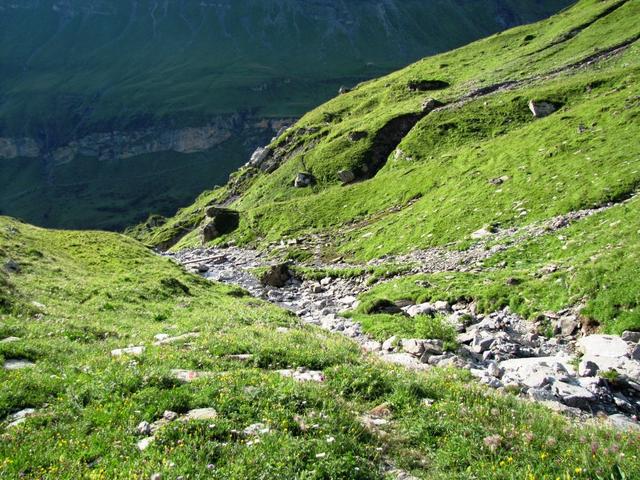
[555,316,579,337]
[163,410,179,421]
[433,300,451,312]
[201,207,240,242]
[243,423,270,436]
[136,421,153,436]
[622,331,640,343]
[137,437,155,451]
[472,336,495,354]
[404,302,435,317]
[260,263,293,288]
[552,381,595,409]
[293,172,315,188]
[3,358,35,370]
[278,368,324,382]
[6,408,37,428]
[401,339,425,357]
[578,335,629,358]
[153,332,200,346]
[382,336,399,352]
[471,227,493,239]
[608,414,640,432]
[0,336,20,344]
[150,473,162,480]
[338,86,351,95]
[578,360,599,377]
[489,176,510,185]
[111,346,145,357]
[337,169,356,184]
[528,100,558,118]
[183,408,218,421]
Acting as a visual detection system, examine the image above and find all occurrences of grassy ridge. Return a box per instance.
[2,217,640,478]
[144,0,640,332]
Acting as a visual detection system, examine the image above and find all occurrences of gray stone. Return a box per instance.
[608,414,640,432]
[3,358,35,370]
[472,336,495,354]
[552,381,595,409]
[404,302,435,318]
[528,100,558,118]
[7,408,37,428]
[433,301,451,312]
[243,423,270,436]
[153,332,200,346]
[629,345,640,361]
[401,339,425,357]
[337,169,356,184]
[293,172,315,188]
[260,263,292,288]
[578,335,629,359]
[528,388,557,402]
[183,408,218,421]
[555,316,579,337]
[487,361,503,379]
[150,473,162,480]
[382,336,399,352]
[163,410,178,421]
[136,421,153,436]
[278,368,324,382]
[578,360,599,377]
[137,437,155,451]
[362,340,382,352]
[0,336,20,344]
[111,346,145,357]
[621,331,640,343]
[422,339,444,355]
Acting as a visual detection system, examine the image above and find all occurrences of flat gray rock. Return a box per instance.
[578,335,628,359]
[183,408,218,421]
[111,346,145,357]
[3,359,35,370]
[0,336,21,344]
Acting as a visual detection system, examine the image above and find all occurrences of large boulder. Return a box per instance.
[201,207,240,242]
[260,263,293,288]
[528,100,558,118]
[337,169,356,184]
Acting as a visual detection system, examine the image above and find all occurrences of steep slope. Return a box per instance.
[0,0,572,230]
[142,0,640,333]
[2,217,640,478]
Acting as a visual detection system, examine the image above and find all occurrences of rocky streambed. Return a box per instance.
[170,246,640,431]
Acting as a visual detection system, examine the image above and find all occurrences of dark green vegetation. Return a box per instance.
[0,0,571,230]
[145,0,640,333]
[2,217,640,479]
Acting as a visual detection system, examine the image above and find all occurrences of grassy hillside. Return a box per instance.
[0,0,572,231]
[142,0,640,332]
[2,217,640,478]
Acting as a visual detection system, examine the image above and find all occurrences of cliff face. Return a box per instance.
[0,0,573,230]
[0,117,292,163]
